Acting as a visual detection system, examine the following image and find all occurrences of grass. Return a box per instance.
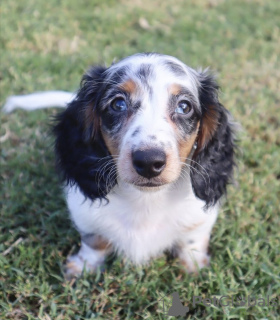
[0,0,280,319]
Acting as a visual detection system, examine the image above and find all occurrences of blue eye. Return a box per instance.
[175,100,192,115]
[111,98,127,112]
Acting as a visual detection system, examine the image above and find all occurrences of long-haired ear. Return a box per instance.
[53,66,117,201]
[191,70,236,207]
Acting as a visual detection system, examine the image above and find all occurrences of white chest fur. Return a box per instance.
[65,177,218,264]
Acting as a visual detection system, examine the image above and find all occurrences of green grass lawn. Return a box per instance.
[1,0,280,319]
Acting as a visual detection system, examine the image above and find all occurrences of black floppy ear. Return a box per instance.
[191,71,236,207]
[53,66,117,201]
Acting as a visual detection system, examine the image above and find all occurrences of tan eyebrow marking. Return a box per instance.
[120,79,137,94]
[168,84,196,103]
[169,83,183,96]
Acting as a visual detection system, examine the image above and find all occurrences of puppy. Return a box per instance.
[3,53,236,277]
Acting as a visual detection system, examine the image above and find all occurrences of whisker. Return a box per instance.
[97,155,120,163]
[179,157,210,180]
[106,166,119,193]
[185,157,209,176]
[179,161,209,186]
[97,159,115,187]
[96,159,116,193]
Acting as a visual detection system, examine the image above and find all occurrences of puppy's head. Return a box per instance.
[54,53,235,206]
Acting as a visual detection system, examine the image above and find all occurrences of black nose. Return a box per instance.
[132,149,166,179]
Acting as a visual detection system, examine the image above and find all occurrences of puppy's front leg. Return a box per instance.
[66,234,111,278]
[177,223,214,273]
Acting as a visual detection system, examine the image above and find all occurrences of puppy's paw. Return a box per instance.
[180,251,210,274]
[65,254,104,279]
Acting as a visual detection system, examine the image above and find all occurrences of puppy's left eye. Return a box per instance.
[175,100,192,115]
[111,98,127,112]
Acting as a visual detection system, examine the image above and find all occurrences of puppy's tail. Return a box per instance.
[2,91,75,113]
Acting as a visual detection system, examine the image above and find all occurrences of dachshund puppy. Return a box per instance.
[4,53,236,277]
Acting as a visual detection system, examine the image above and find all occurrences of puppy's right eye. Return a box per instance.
[111,98,127,112]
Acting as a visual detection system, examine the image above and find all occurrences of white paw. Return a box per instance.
[65,242,108,278]
[65,254,104,278]
[180,251,210,273]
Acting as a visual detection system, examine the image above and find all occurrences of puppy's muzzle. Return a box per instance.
[132,148,166,179]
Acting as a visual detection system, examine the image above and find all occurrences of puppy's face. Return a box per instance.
[98,55,204,189]
[55,53,234,205]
